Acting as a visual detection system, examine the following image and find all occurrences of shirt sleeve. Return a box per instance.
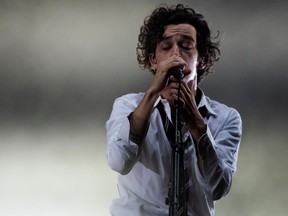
[196,108,242,200]
[105,96,141,175]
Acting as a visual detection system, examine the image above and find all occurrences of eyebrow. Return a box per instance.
[160,34,195,42]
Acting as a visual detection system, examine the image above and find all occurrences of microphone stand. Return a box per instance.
[166,68,186,216]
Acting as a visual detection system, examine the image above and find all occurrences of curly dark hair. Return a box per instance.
[136,4,220,81]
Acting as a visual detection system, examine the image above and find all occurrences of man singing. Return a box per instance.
[106,4,242,216]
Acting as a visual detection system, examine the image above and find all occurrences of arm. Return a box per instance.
[106,55,186,175]
[106,96,141,175]
[167,78,242,200]
[195,109,242,200]
[128,89,159,145]
[130,54,187,145]
[106,91,159,175]
[105,90,161,175]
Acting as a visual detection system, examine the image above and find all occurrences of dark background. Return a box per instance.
[0,0,287,215]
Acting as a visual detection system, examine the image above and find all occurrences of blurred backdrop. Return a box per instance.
[0,0,288,215]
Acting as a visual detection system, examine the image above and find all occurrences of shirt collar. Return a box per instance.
[154,96,172,122]
[196,88,216,117]
[153,96,162,108]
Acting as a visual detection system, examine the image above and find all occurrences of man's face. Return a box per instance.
[151,24,199,89]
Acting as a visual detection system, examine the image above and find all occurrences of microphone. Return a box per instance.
[168,67,184,79]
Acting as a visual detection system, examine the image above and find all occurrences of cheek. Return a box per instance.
[186,58,198,73]
[183,58,198,84]
[155,52,167,63]
[154,47,163,58]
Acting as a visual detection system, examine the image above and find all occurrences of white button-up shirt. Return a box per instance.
[106,89,242,216]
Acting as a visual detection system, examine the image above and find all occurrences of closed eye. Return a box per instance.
[160,42,172,50]
[180,42,194,50]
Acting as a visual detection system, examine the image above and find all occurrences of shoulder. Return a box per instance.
[207,96,239,114]
[108,92,145,119]
[114,92,145,108]
[204,96,242,139]
[206,96,241,124]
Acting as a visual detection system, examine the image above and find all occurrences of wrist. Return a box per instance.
[189,120,207,143]
[145,87,160,102]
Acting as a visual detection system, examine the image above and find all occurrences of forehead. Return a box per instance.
[163,24,197,40]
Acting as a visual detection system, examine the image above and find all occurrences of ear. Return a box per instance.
[149,53,157,71]
[197,57,205,70]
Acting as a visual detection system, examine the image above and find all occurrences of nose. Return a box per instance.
[170,45,181,57]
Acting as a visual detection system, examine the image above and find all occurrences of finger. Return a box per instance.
[169,81,180,90]
[170,88,179,96]
[170,54,187,66]
[157,56,186,75]
[181,81,195,100]
[168,75,182,85]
